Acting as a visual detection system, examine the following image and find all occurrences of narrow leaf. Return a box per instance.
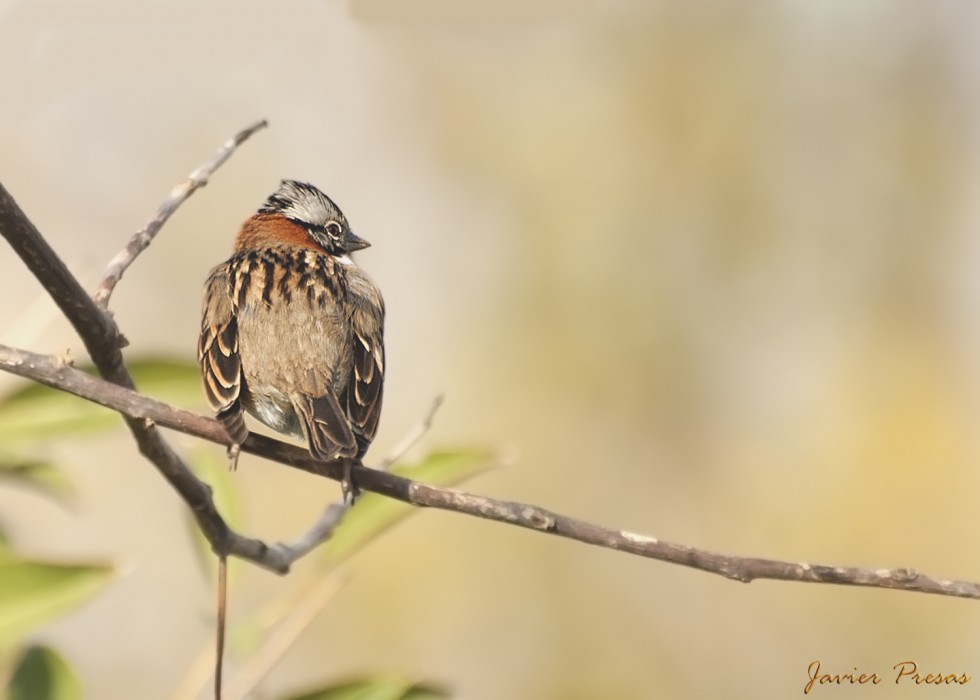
[0,377,115,444]
[7,645,82,700]
[0,557,113,650]
[0,455,72,500]
[184,446,244,580]
[319,448,495,569]
[128,358,208,408]
[282,676,448,700]
[0,358,203,444]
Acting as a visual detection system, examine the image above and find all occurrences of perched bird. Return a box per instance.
[198,180,385,480]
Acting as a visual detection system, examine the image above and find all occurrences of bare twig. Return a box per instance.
[92,119,269,310]
[278,503,349,560]
[215,555,228,700]
[225,575,345,700]
[378,394,444,470]
[0,345,977,601]
[174,527,347,700]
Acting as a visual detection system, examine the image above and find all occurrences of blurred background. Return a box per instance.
[3,0,980,697]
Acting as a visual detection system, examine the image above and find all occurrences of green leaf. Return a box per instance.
[184,446,244,579]
[0,557,113,651]
[0,357,203,445]
[0,375,113,444]
[128,358,207,408]
[401,688,447,700]
[0,455,72,500]
[282,676,448,700]
[7,645,82,700]
[319,448,495,569]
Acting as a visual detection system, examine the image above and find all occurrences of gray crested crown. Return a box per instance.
[260,180,348,228]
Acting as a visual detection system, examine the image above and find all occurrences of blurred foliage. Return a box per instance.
[0,359,202,444]
[282,676,447,700]
[0,558,112,652]
[6,645,82,700]
[0,366,116,698]
[318,448,495,569]
[185,446,246,582]
[0,455,72,500]
[0,360,201,695]
[212,447,493,697]
[0,357,493,697]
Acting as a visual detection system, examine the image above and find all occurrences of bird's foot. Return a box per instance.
[341,458,361,506]
[227,443,241,471]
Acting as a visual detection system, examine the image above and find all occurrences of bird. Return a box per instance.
[198,180,385,492]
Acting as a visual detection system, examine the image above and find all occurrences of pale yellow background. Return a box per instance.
[2,1,980,698]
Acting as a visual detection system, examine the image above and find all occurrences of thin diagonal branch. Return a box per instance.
[92,119,269,310]
[0,344,978,600]
[224,574,345,700]
[277,503,349,560]
[379,394,444,470]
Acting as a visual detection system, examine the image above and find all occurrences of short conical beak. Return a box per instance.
[344,230,370,251]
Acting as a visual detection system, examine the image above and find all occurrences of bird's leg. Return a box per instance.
[218,408,248,471]
[341,458,361,505]
[226,443,241,471]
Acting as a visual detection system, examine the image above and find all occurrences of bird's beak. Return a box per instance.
[344,230,371,251]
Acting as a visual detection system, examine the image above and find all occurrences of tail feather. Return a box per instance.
[294,393,357,461]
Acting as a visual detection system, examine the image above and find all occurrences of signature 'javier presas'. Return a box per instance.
[805,660,971,694]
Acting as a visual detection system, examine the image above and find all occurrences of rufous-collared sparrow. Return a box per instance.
[198,180,385,480]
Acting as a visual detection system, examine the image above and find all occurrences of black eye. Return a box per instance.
[325,221,342,237]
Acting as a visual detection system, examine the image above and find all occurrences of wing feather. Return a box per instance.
[199,266,248,446]
[343,326,384,459]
